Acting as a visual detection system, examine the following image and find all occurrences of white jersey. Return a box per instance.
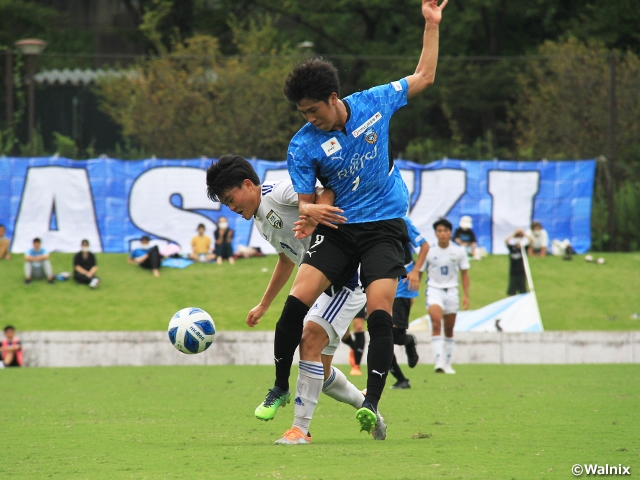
[425,242,470,289]
[254,180,310,265]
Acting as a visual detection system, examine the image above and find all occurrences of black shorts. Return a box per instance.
[507,273,527,295]
[392,297,412,330]
[302,218,408,290]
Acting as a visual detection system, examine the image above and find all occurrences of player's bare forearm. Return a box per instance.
[406,0,447,98]
[413,241,430,274]
[247,253,295,327]
[298,193,346,228]
[461,270,470,309]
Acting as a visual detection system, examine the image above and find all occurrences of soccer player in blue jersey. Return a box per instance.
[254,0,448,435]
[389,216,429,389]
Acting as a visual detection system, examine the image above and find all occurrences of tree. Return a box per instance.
[95,18,302,159]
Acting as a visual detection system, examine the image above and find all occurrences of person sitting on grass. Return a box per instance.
[73,239,100,288]
[127,235,161,277]
[1,325,23,368]
[190,223,217,263]
[24,237,55,284]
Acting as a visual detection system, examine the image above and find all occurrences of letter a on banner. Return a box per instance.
[13,167,102,253]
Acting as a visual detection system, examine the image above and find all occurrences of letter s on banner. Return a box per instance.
[129,167,219,250]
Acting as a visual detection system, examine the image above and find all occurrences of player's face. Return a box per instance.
[435,225,452,245]
[296,94,339,131]
[4,328,14,340]
[219,180,258,220]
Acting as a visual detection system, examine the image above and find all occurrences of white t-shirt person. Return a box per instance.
[425,242,470,289]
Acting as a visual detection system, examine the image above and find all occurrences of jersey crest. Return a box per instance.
[267,210,283,229]
[364,128,378,145]
[449,253,458,263]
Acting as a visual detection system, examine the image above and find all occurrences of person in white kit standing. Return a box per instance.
[423,218,470,374]
[205,154,386,444]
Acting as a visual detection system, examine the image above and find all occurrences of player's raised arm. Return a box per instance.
[406,0,448,99]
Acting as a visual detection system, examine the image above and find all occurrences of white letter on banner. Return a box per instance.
[129,167,219,250]
[13,167,101,253]
[409,169,466,247]
[399,168,415,200]
[489,170,540,254]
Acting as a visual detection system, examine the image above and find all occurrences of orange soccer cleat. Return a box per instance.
[274,427,312,445]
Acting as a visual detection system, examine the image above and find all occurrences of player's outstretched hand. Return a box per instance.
[303,203,346,229]
[423,0,447,25]
[246,304,267,327]
[293,215,317,239]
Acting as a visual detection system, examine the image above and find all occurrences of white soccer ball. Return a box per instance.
[168,307,216,354]
[585,254,594,262]
[596,257,606,265]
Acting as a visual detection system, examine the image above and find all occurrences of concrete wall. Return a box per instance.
[18,331,640,368]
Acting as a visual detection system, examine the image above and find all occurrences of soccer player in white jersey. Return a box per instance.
[205,154,386,444]
[276,0,448,434]
[424,218,469,374]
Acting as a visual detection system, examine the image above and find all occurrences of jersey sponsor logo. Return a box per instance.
[266,209,283,229]
[321,137,342,156]
[336,146,378,180]
[352,112,382,138]
[364,128,378,145]
[391,81,403,92]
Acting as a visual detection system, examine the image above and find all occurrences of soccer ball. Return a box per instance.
[585,254,594,262]
[596,257,606,265]
[168,307,216,354]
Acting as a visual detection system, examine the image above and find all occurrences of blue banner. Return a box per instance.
[0,157,595,254]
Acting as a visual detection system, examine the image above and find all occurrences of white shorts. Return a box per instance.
[305,286,367,356]
[426,286,459,315]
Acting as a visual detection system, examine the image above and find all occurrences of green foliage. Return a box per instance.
[52,132,78,159]
[3,365,639,478]
[592,181,640,252]
[95,17,301,159]
[2,253,639,332]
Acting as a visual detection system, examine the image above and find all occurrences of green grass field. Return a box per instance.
[1,364,638,479]
[1,252,639,331]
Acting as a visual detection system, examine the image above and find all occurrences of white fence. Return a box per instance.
[18,331,640,367]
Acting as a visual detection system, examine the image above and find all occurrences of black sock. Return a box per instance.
[390,355,406,382]
[364,309,393,409]
[392,328,410,346]
[274,295,309,392]
[354,332,365,365]
[342,334,354,348]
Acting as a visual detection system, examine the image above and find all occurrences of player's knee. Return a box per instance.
[276,295,309,332]
[299,321,328,358]
[392,327,409,346]
[367,310,393,338]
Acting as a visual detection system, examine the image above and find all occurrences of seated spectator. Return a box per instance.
[526,221,549,257]
[504,228,534,296]
[127,235,161,277]
[73,239,100,288]
[190,223,216,262]
[24,237,54,284]
[0,224,10,260]
[453,215,478,259]
[1,325,23,368]
[214,216,235,265]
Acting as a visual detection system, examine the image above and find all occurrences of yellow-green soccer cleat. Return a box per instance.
[255,388,291,421]
[356,402,378,434]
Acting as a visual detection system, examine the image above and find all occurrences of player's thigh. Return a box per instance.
[290,264,333,306]
[306,287,366,357]
[427,287,446,317]
[443,288,460,315]
[392,297,412,330]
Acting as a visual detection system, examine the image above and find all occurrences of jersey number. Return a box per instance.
[440,266,449,276]
[351,176,360,191]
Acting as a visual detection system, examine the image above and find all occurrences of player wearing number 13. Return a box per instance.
[282,0,448,434]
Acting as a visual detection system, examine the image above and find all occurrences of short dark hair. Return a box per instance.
[283,57,340,104]
[206,154,260,202]
[141,235,150,242]
[197,223,205,230]
[81,239,89,246]
[4,325,15,332]
[33,237,41,243]
[433,218,453,231]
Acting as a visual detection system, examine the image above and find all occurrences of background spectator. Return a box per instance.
[214,216,235,265]
[1,325,23,368]
[0,224,10,260]
[127,235,161,277]
[24,237,54,284]
[73,239,100,288]
[190,223,216,262]
[526,221,549,257]
[453,215,478,259]
[505,229,533,296]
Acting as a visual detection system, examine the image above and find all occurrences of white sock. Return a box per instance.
[431,335,444,364]
[293,360,324,435]
[322,366,364,409]
[444,337,455,365]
